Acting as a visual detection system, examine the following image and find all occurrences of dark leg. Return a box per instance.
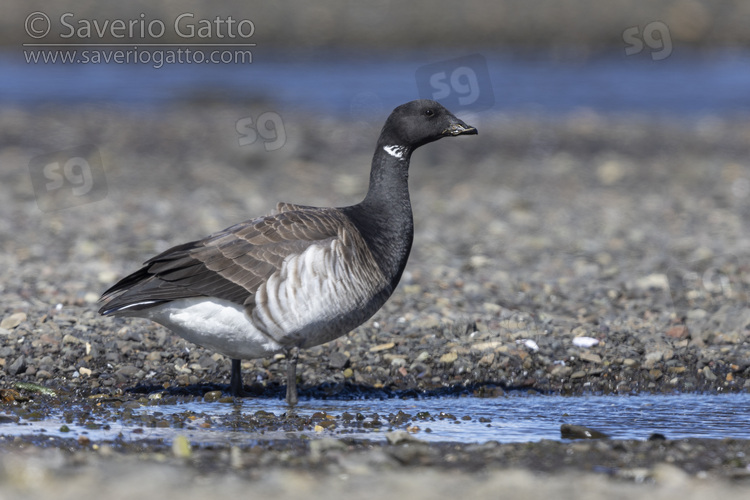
[230,359,246,397]
[285,347,299,406]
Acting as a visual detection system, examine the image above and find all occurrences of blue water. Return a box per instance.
[3,48,750,117]
[2,393,749,444]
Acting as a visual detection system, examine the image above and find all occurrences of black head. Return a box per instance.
[378,99,478,151]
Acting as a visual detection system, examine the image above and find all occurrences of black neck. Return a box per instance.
[342,142,415,290]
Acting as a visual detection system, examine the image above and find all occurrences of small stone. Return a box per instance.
[230,446,243,469]
[413,316,440,329]
[328,351,349,369]
[472,340,504,351]
[414,351,431,363]
[483,302,502,314]
[468,255,490,269]
[572,336,599,348]
[0,414,19,423]
[652,463,690,487]
[63,334,84,344]
[570,370,586,379]
[643,351,664,369]
[634,274,669,290]
[370,342,395,352]
[702,366,717,381]
[579,352,602,364]
[385,430,426,445]
[596,160,626,185]
[8,356,25,376]
[309,438,347,459]
[516,339,539,351]
[687,309,706,321]
[439,352,458,363]
[551,365,572,377]
[0,312,27,330]
[645,351,664,363]
[116,365,139,377]
[389,357,407,367]
[479,353,495,366]
[146,351,162,361]
[665,325,689,339]
[560,424,609,439]
[172,435,192,458]
[204,391,223,402]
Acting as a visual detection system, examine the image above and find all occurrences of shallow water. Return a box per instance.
[4,48,750,116]
[2,393,749,445]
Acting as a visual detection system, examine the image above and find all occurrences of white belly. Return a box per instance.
[143,298,282,359]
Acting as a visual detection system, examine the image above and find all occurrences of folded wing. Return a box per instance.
[99,208,346,315]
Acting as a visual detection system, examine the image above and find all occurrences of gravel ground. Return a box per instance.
[2,103,750,496]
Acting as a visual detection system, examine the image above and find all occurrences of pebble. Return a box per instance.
[204,391,223,402]
[385,430,427,445]
[560,424,610,440]
[633,274,669,290]
[328,352,349,369]
[702,366,718,381]
[116,365,139,377]
[572,337,599,348]
[0,312,26,330]
[172,435,192,459]
[665,325,689,339]
[369,342,395,353]
[439,352,458,363]
[309,438,348,459]
[8,356,25,376]
[62,334,84,344]
[579,352,602,364]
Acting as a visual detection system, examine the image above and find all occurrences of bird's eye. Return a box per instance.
[425,109,434,117]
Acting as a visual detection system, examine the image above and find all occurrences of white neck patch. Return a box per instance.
[383,145,407,159]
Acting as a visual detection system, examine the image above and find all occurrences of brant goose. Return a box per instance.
[99,99,477,405]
